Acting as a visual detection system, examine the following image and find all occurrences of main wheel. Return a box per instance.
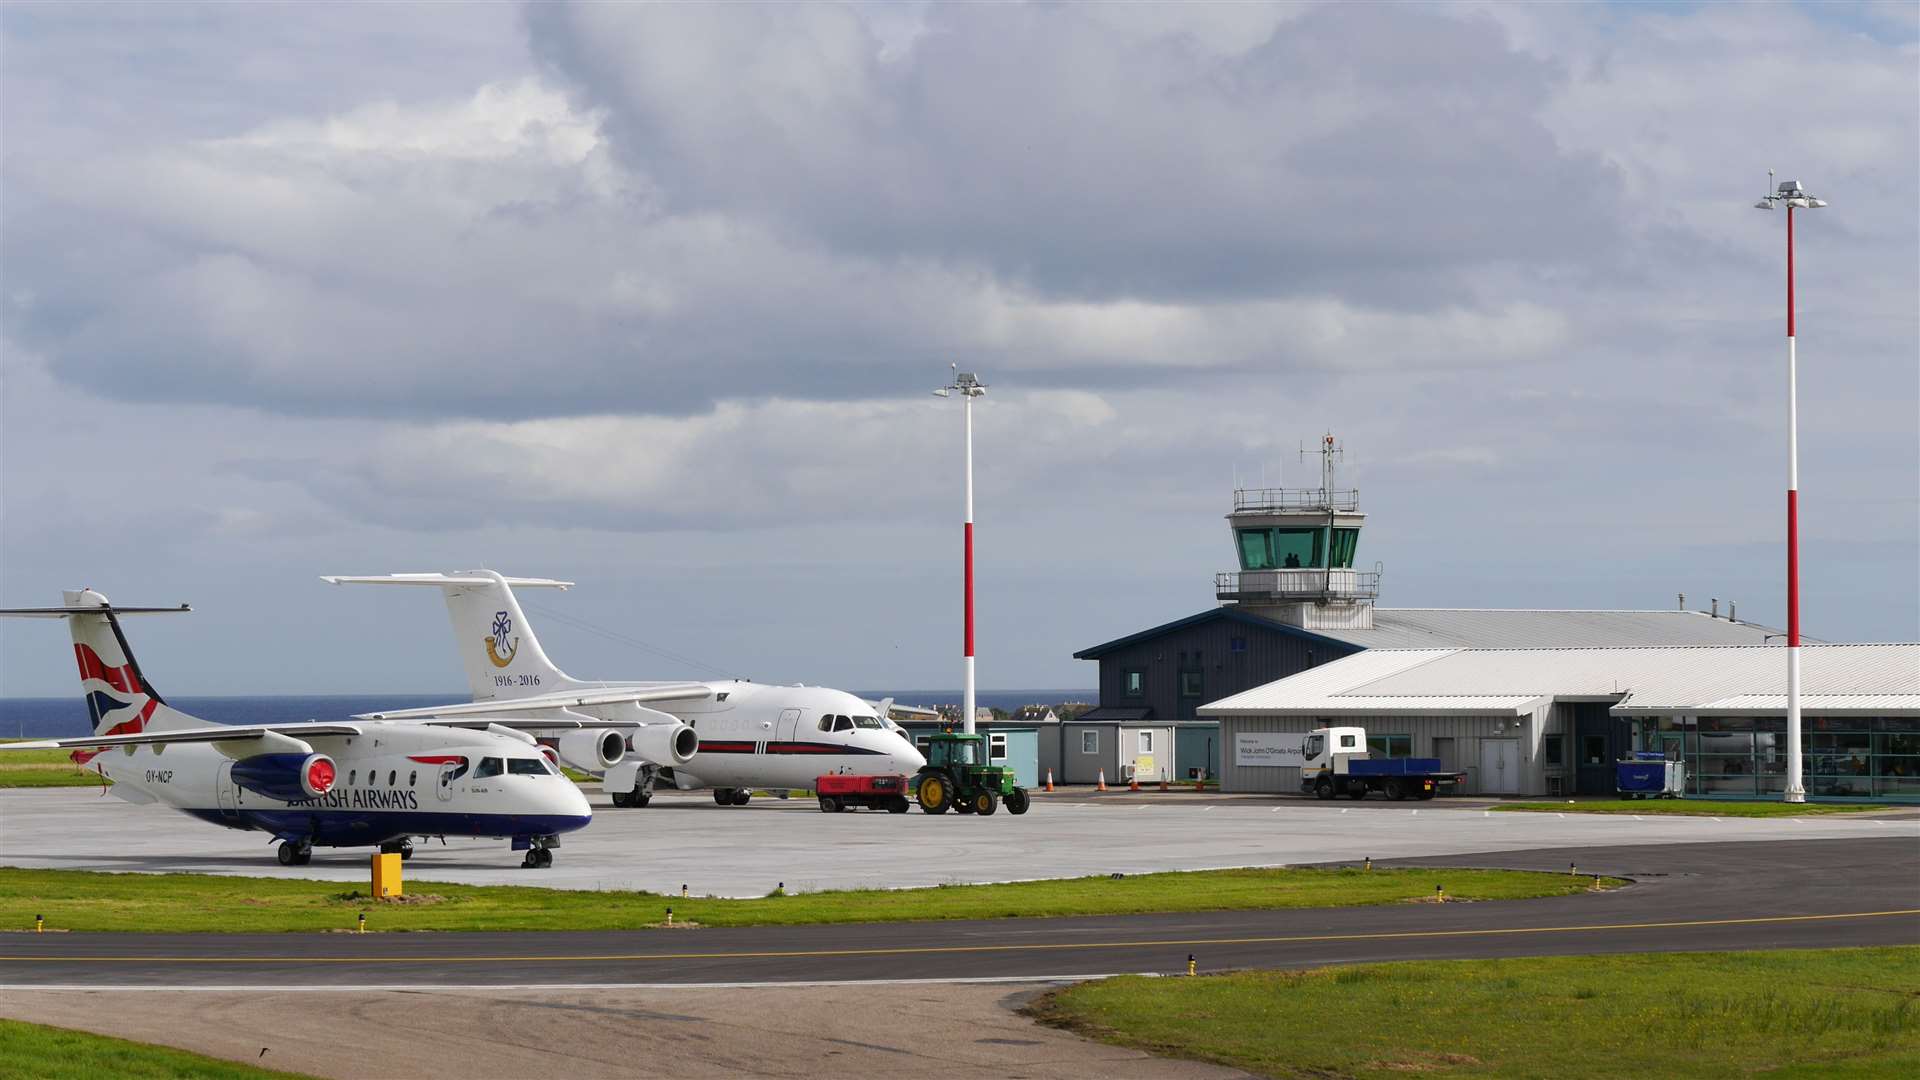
[398,842,414,861]
[634,792,652,807]
[1314,778,1334,800]
[731,789,751,806]
[1005,787,1030,815]
[973,790,998,816]
[818,796,839,813]
[277,841,298,866]
[713,788,733,805]
[1385,779,1407,801]
[917,773,952,814]
[612,791,633,808]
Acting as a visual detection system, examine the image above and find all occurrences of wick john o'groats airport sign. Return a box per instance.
[1235,732,1305,768]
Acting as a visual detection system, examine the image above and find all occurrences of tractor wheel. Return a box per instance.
[917,773,953,814]
[818,796,839,813]
[973,790,999,816]
[1005,787,1030,815]
[1314,779,1334,800]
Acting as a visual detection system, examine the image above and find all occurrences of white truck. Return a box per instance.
[1300,726,1466,801]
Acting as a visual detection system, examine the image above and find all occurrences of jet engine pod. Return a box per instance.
[232,753,337,802]
[557,729,627,771]
[628,721,698,766]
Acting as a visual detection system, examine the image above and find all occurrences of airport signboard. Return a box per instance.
[1235,732,1304,767]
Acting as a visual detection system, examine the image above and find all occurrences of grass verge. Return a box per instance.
[1495,798,1892,817]
[1029,947,1920,1079]
[0,1018,316,1079]
[0,865,1618,933]
[0,741,105,789]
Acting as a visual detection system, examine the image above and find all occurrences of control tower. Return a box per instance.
[1215,434,1381,630]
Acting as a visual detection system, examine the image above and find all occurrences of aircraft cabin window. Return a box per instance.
[474,757,505,779]
[388,770,397,786]
[348,770,357,786]
[409,770,418,787]
[507,758,550,776]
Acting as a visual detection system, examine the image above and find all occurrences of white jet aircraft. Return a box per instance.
[323,571,927,807]
[0,590,609,868]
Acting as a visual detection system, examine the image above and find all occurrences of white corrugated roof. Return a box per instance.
[1312,608,1797,649]
[1198,643,1920,717]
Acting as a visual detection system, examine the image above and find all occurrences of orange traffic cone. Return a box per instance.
[1044,769,1055,792]
[1129,774,1141,792]
[1160,776,1169,792]
[1097,769,1108,792]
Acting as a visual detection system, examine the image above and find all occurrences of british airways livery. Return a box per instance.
[323,571,927,806]
[1,589,604,868]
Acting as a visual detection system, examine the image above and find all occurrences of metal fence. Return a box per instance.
[1215,568,1382,601]
[1231,488,1360,513]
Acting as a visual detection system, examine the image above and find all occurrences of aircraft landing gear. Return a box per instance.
[612,766,656,808]
[520,835,557,869]
[713,787,751,806]
[381,839,415,861]
[731,789,751,806]
[276,839,312,866]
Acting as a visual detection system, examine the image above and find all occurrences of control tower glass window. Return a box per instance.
[1237,528,1325,569]
[1329,528,1360,569]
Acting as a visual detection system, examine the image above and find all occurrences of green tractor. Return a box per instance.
[913,732,1031,816]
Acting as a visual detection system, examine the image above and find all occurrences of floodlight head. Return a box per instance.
[955,371,981,389]
[1777,179,1804,196]
[1754,198,1774,210]
[932,388,951,398]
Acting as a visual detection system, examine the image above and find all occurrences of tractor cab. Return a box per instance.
[925,732,986,769]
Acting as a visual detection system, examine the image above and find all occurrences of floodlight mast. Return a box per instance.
[936,365,987,735]
[1754,171,1826,803]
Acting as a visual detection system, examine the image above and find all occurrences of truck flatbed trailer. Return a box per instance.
[1298,727,1467,801]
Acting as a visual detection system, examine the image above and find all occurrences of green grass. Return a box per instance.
[1030,947,1920,1079]
[0,865,1618,934]
[0,1018,317,1079]
[1496,798,1894,817]
[0,740,106,789]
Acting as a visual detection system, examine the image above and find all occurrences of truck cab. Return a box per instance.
[1301,726,1368,772]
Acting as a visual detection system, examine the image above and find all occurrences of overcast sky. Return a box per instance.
[2,2,1915,698]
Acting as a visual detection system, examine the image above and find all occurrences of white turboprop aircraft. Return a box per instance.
[0,590,606,868]
[322,571,927,807]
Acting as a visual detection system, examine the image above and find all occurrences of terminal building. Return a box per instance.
[1072,437,1813,788]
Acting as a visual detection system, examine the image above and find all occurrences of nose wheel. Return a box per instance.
[276,840,312,866]
[520,836,556,869]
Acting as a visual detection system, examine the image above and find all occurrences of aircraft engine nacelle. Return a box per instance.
[627,722,698,766]
[231,753,337,802]
[556,729,627,772]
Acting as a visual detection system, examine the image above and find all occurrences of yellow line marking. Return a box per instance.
[4,909,1917,965]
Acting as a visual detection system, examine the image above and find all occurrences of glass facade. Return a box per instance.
[1235,526,1360,570]
[1644,715,1919,801]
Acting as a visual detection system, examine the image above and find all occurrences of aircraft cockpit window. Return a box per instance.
[832,715,855,732]
[507,757,551,776]
[817,716,834,732]
[852,715,883,729]
[474,757,505,779]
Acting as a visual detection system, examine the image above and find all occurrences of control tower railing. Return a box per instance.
[1231,488,1360,514]
[1216,568,1381,603]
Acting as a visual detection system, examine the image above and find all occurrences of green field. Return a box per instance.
[0,865,1618,934]
[0,1019,315,1079]
[0,741,105,789]
[1031,947,1920,1079]
[1496,798,1893,817]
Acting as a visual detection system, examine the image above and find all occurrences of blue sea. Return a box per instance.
[0,689,1094,739]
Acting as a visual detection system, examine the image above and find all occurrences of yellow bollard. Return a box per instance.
[1435,884,1445,902]
[666,907,673,927]
[1187,954,1197,977]
[357,912,367,934]
[1569,862,1577,877]
[34,914,44,933]
[372,852,403,899]
[1363,856,1371,872]
[681,883,689,898]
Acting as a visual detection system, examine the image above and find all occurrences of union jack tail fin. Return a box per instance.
[0,590,203,759]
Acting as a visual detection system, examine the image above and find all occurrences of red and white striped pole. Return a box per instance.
[1757,174,1823,803]
[938,368,987,736]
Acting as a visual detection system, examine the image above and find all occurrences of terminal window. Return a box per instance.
[1544,734,1564,766]
[1180,670,1203,697]
[1366,734,1412,758]
[1081,730,1099,754]
[1125,669,1144,697]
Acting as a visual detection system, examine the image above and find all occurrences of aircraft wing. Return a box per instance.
[353,684,711,720]
[413,716,644,732]
[0,722,364,751]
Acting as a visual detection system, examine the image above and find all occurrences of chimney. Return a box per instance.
[1711,598,1719,618]
[1677,593,1686,611]
[1729,600,1737,622]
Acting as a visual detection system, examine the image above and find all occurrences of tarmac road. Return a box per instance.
[4,837,1914,988]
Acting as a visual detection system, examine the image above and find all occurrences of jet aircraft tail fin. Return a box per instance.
[0,590,207,758]
[321,571,584,701]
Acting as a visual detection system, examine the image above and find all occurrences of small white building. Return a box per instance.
[1199,643,1920,801]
